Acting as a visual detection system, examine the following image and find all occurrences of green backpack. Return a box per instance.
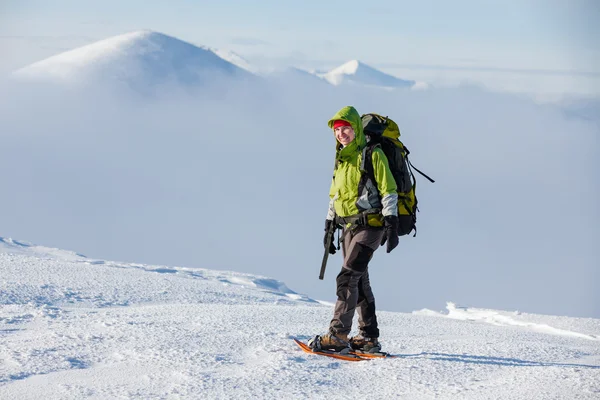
[360,113,435,236]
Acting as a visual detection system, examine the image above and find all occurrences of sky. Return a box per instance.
[1,0,599,98]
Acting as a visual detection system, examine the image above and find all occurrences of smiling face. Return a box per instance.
[334,125,355,147]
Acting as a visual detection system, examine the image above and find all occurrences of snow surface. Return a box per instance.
[321,60,415,88]
[210,48,257,74]
[1,237,599,399]
[12,30,254,88]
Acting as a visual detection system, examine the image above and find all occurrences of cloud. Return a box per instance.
[376,62,600,78]
[0,74,598,319]
[229,37,271,46]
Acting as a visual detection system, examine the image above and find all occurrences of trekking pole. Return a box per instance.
[319,219,337,280]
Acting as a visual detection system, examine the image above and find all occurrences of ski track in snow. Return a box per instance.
[1,237,599,399]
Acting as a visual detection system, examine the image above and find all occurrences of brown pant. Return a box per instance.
[329,226,384,338]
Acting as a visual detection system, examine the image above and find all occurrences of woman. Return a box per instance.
[312,105,399,353]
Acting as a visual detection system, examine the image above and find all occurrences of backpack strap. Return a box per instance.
[403,146,435,183]
[408,159,435,183]
[358,144,378,210]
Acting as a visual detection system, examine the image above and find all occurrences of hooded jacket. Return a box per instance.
[326,106,398,221]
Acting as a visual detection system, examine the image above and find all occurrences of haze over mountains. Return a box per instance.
[12,30,419,91]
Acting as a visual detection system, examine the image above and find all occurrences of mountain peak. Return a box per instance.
[13,30,254,88]
[321,59,415,88]
[339,59,361,72]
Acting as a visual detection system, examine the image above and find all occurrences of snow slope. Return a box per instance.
[1,238,599,399]
[210,48,257,74]
[321,60,416,88]
[12,30,254,88]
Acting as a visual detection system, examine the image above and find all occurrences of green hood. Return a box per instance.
[327,106,366,161]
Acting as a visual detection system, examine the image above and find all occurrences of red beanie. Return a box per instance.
[333,120,352,129]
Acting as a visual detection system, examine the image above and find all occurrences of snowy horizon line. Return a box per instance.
[2,234,598,327]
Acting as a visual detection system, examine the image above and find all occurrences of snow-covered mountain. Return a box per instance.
[1,237,599,399]
[321,60,416,88]
[12,32,422,92]
[13,30,255,89]
[210,48,257,74]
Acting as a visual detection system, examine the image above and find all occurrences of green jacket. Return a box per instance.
[326,106,398,221]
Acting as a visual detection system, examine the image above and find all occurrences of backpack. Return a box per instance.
[360,113,434,236]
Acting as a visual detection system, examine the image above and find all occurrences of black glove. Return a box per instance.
[380,215,399,253]
[324,219,337,255]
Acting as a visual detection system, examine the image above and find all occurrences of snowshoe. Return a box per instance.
[308,332,351,353]
[349,335,381,353]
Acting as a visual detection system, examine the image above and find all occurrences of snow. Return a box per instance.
[12,30,254,87]
[210,48,257,74]
[2,238,599,399]
[415,303,599,341]
[321,59,416,88]
[411,81,431,90]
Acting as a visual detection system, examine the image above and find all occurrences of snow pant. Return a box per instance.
[329,226,384,338]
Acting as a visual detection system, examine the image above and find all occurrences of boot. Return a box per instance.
[349,335,381,353]
[309,332,351,352]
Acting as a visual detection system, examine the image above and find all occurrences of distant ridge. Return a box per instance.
[321,59,415,88]
[12,31,421,91]
[266,67,330,87]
